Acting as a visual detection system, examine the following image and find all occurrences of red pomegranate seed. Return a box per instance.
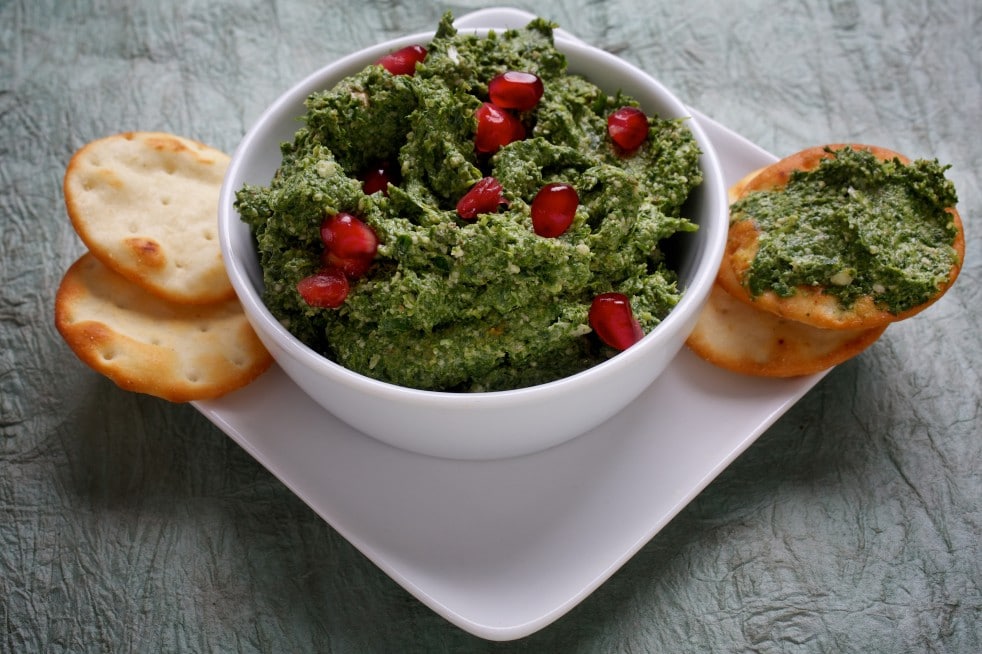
[488,71,544,111]
[607,106,649,152]
[320,212,379,260]
[589,293,644,351]
[456,177,506,220]
[297,268,349,308]
[377,44,427,76]
[321,250,374,279]
[530,182,579,237]
[474,102,526,154]
[359,161,398,196]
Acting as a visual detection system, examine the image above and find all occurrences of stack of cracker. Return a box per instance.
[55,132,272,401]
[687,144,965,377]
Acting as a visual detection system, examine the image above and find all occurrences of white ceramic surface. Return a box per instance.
[217,9,728,460]
[198,81,828,639]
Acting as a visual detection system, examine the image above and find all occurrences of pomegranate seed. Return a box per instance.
[297,268,349,308]
[359,161,398,196]
[456,177,506,220]
[488,71,544,111]
[377,44,427,76]
[530,182,579,237]
[607,106,649,152]
[474,102,525,154]
[320,212,379,260]
[589,293,644,351]
[321,250,374,279]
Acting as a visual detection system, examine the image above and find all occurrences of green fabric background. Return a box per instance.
[2,0,979,651]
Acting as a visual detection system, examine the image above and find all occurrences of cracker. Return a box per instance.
[686,283,886,377]
[55,253,272,402]
[726,165,768,205]
[64,132,234,304]
[717,144,965,329]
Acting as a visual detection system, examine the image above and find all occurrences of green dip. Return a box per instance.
[731,147,959,314]
[235,13,703,391]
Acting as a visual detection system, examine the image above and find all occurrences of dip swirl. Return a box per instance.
[236,14,703,391]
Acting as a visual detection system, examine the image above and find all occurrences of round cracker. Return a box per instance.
[718,144,965,329]
[55,253,272,402]
[64,132,234,304]
[686,283,886,377]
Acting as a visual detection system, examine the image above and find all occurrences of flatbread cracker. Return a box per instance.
[55,253,272,402]
[64,132,234,304]
[686,283,886,377]
[717,144,965,329]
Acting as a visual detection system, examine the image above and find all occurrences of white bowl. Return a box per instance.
[218,22,728,460]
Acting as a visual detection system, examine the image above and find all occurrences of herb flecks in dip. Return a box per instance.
[235,14,703,391]
[731,147,959,314]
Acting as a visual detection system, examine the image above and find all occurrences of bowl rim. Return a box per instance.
[218,26,728,408]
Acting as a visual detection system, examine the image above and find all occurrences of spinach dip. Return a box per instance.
[235,14,703,391]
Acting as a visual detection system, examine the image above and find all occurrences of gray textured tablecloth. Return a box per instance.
[2,1,979,651]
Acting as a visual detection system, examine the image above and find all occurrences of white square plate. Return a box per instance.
[195,8,825,641]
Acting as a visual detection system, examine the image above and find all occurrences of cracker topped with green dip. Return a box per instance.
[235,13,704,391]
[718,144,965,330]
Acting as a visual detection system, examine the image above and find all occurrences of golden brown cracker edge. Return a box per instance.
[55,253,271,402]
[686,283,887,377]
